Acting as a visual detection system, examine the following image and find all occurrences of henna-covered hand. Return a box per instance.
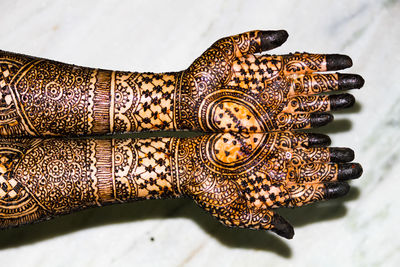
[0,132,362,238]
[177,30,364,132]
[177,131,362,238]
[0,30,363,136]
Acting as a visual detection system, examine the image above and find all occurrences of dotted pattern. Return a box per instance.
[114,138,177,201]
[0,31,341,136]
[177,31,340,133]
[173,132,338,230]
[113,72,176,132]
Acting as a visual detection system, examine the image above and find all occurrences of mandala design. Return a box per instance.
[13,60,96,135]
[0,31,361,238]
[0,139,46,228]
[0,30,355,136]
[171,132,343,231]
[174,31,348,133]
[14,139,99,213]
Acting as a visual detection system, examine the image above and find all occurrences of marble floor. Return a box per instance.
[0,0,399,266]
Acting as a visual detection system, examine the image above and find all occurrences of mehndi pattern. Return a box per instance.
[0,132,362,238]
[0,30,363,136]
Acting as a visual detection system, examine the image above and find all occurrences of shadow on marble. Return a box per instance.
[317,119,353,134]
[335,101,362,114]
[301,101,361,134]
[0,187,360,258]
[279,186,360,227]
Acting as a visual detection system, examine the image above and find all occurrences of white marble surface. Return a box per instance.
[0,0,399,266]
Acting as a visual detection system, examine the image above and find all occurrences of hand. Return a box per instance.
[177,131,362,238]
[177,30,364,132]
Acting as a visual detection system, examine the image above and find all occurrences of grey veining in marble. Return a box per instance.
[0,0,399,266]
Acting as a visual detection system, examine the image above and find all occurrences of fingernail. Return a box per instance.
[326,54,353,71]
[329,148,355,162]
[338,74,365,90]
[329,93,355,110]
[310,113,333,128]
[260,30,289,51]
[325,182,350,199]
[307,133,331,147]
[337,163,363,180]
[270,214,294,239]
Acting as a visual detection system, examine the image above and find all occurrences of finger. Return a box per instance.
[259,30,289,52]
[213,197,277,230]
[288,162,362,183]
[241,207,294,239]
[288,163,337,183]
[289,147,331,166]
[287,182,350,207]
[275,113,333,131]
[337,163,363,180]
[270,213,294,239]
[212,30,288,59]
[289,73,365,96]
[329,148,355,163]
[274,131,331,149]
[287,147,355,166]
[282,53,353,75]
[282,93,355,113]
[306,133,332,147]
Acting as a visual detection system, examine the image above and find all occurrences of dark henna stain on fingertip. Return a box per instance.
[270,215,294,239]
[338,74,365,90]
[325,182,350,199]
[329,147,355,163]
[310,113,334,128]
[260,30,289,51]
[337,163,363,180]
[326,54,353,71]
[307,133,331,147]
[329,94,355,111]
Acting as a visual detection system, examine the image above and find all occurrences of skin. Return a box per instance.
[0,30,364,136]
[0,132,362,238]
[0,30,364,238]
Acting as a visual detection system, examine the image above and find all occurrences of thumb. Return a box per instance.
[270,213,294,239]
[259,30,289,52]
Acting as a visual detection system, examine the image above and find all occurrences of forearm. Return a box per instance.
[0,137,181,228]
[0,50,181,136]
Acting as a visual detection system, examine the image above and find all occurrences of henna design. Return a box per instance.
[0,50,180,136]
[176,31,364,132]
[113,72,177,132]
[0,132,362,238]
[0,137,179,228]
[0,30,364,136]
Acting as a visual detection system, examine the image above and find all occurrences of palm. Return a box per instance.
[177,30,364,132]
[177,131,362,238]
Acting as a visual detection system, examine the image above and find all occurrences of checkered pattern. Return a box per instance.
[0,176,21,199]
[0,155,22,200]
[0,63,19,108]
[127,73,175,130]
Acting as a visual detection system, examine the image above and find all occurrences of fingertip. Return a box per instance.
[329,93,355,111]
[326,54,353,71]
[337,163,363,181]
[329,147,355,162]
[307,133,332,147]
[324,182,350,199]
[310,113,334,128]
[270,214,294,239]
[260,30,289,51]
[338,74,365,90]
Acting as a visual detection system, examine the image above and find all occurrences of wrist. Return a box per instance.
[0,50,185,136]
[112,71,182,133]
[112,137,182,201]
